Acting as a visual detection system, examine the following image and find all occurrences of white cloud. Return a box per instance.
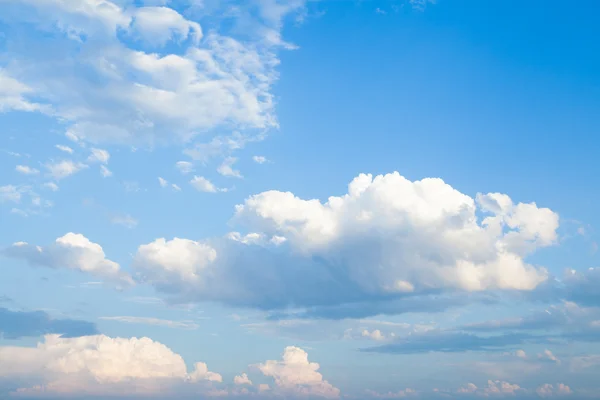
[100,165,113,177]
[55,144,74,154]
[129,6,202,47]
[233,373,253,386]
[45,160,87,180]
[0,69,50,113]
[482,380,522,396]
[0,0,301,147]
[538,349,560,364]
[217,157,243,178]
[132,172,559,315]
[456,380,522,397]
[0,185,22,203]
[361,329,387,341]
[536,383,572,397]
[0,334,221,396]
[3,233,133,286]
[134,238,217,286]
[158,177,181,191]
[15,165,40,175]
[256,346,340,398]
[99,316,199,330]
[253,155,268,164]
[190,175,219,193]
[175,161,194,174]
[88,148,110,164]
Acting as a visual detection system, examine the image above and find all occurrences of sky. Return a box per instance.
[1,0,600,399]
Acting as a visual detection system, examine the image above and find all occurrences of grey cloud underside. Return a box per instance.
[363,331,544,354]
[0,307,98,339]
[137,240,500,318]
[366,301,600,354]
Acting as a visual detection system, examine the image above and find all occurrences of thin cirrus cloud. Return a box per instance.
[99,316,199,330]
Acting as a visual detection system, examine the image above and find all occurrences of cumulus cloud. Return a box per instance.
[536,383,572,397]
[0,334,221,396]
[233,373,253,386]
[131,172,560,317]
[256,346,340,398]
[3,233,133,286]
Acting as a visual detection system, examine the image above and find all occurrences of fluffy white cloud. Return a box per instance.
[0,334,221,396]
[456,380,522,397]
[536,383,572,397]
[129,6,202,46]
[15,165,39,175]
[132,172,559,315]
[233,373,253,386]
[256,346,340,398]
[45,160,87,180]
[3,233,133,286]
[134,237,217,286]
[0,0,301,147]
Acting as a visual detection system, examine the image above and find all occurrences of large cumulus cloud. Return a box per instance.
[133,172,559,316]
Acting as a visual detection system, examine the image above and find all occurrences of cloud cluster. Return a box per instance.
[0,338,342,399]
[0,0,303,146]
[132,172,560,316]
[0,334,221,397]
[256,346,340,398]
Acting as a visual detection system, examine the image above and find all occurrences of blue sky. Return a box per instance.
[1,0,600,398]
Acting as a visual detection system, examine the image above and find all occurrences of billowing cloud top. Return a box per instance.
[131,172,558,315]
